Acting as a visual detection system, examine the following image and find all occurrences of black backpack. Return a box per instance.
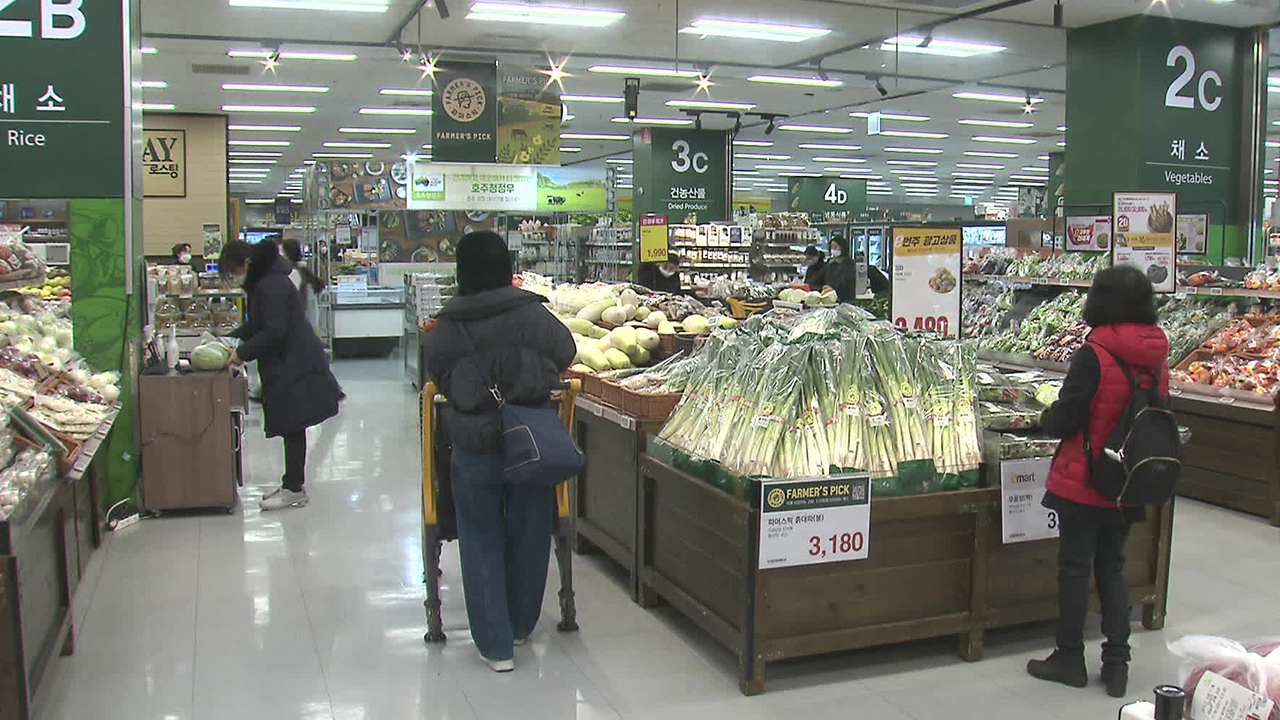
[1085,346,1182,505]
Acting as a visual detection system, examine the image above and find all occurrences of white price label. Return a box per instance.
[759,474,871,569]
[1191,671,1275,720]
[1001,457,1059,544]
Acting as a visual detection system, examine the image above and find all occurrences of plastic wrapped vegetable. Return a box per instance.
[1168,635,1280,720]
[190,342,231,371]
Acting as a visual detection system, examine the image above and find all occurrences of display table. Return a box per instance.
[570,396,666,601]
[636,454,1174,696]
[1170,391,1280,526]
[139,371,247,513]
[0,415,116,720]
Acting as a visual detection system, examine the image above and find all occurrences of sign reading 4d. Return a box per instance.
[0,0,87,39]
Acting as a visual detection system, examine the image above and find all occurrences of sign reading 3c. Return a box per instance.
[670,139,709,174]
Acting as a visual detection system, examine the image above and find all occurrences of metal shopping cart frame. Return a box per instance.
[420,380,582,643]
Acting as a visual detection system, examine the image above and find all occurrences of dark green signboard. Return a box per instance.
[632,127,730,223]
[432,60,499,163]
[785,176,867,216]
[0,0,125,197]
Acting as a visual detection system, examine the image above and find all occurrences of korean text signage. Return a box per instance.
[759,474,871,569]
[632,127,729,223]
[142,128,186,197]
[890,227,961,337]
[786,176,867,216]
[1065,215,1112,252]
[0,0,125,197]
[432,61,499,163]
[638,214,668,262]
[1000,457,1059,544]
[407,162,536,211]
[1177,213,1209,255]
[1112,192,1176,293]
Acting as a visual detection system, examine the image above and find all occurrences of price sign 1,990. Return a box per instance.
[894,316,951,335]
[808,532,865,559]
[472,182,516,194]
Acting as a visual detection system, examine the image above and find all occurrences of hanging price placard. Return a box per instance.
[890,227,961,338]
[638,214,669,262]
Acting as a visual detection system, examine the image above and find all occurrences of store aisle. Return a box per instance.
[32,356,1280,720]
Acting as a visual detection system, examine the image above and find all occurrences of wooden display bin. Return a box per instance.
[571,396,666,601]
[1170,389,1280,526]
[637,455,1173,696]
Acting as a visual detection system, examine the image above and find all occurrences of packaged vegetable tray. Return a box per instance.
[979,401,1042,431]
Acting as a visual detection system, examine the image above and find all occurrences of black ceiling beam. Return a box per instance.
[386,0,431,45]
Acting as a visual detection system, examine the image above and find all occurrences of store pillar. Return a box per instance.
[0,0,144,504]
[1065,16,1268,261]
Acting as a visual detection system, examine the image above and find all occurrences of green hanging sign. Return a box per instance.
[432,60,499,163]
[785,176,867,216]
[632,127,730,223]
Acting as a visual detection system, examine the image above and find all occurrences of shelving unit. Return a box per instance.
[583,225,633,284]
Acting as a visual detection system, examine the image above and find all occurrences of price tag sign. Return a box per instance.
[1000,457,1059,544]
[1113,191,1177,293]
[1191,671,1276,720]
[890,227,961,337]
[638,214,669,262]
[759,474,871,569]
[1065,215,1113,252]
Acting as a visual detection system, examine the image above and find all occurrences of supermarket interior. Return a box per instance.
[2,0,1280,719]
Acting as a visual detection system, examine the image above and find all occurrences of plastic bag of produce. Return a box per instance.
[190,342,232,371]
[979,401,1042,431]
[1168,635,1280,720]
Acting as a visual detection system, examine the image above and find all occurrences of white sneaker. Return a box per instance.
[514,637,529,646]
[260,488,307,511]
[481,655,514,673]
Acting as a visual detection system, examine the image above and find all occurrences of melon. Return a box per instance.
[657,321,678,335]
[643,310,667,329]
[634,306,651,322]
[601,305,628,325]
[682,314,710,334]
[635,328,661,350]
[604,348,633,370]
[579,346,611,372]
[576,298,616,322]
[626,344,650,366]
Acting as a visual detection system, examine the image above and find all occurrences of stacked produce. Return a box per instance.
[777,287,837,307]
[1244,265,1280,291]
[563,287,736,374]
[1159,296,1232,367]
[962,247,1016,276]
[0,232,49,287]
[961,282,1014,338]
[707,277,773,302]
[1171,317,1280,397]
[17,269,71,301]
[976,367,1058,432]
[1004,252,1110,281]
[982,291,1086,355]
[0,444,56,520]
[656,308,982,497]
[1031,320,1090,364]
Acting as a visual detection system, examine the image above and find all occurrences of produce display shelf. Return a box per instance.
[1174,285,1280,300]
[63,406,120,483]
[965,274,1093,288]
[773,300,805,310]
[671,244,749,250]
[0,276,47,293]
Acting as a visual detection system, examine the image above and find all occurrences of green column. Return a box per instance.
[1066,16,1267,262]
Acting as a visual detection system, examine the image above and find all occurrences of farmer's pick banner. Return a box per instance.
[432,61,499,163]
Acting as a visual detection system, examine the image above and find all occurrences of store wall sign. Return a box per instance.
[1065,215,1112,252]
[1177,213,1209,255]
[632,127,730,223]
[758,474,871,569]
[1112,191,1176,293]
[0,0,124,198]
[407,162,537,211]
[142,128,185,197]
[432,60,499,163]
[1000,457,1059,544]
[890,227,961,337]
[638,214,667,262]
[785,176,867,216]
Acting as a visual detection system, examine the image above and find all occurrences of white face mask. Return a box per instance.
[830,247,843,259]
[178,253,192,264]
[659,266,677,278]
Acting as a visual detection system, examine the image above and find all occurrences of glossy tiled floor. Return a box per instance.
[33,357,1280,720]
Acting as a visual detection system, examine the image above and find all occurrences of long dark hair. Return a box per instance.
[1083,265,1158,327]
[282,239,324,294]
[243,239,282,293]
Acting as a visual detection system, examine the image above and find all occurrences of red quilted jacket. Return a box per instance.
[1045,323,1170,508]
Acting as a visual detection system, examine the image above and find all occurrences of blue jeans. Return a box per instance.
[450,446,555,661]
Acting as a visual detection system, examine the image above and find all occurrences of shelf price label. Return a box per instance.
[759,474,871,569]
[1000,457,1059,544]
[890,227,961,338]
[638,214,669,263]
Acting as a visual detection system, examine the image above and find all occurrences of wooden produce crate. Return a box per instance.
[636,455,1175,696]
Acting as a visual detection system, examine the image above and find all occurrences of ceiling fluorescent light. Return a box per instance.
[610,117,693,126]
[679,18,830,43]
[812,156,866,163]
[228,124,300,132]
[228,139,292,146]
[222,83,329,92]
[748,74,844,88]
[141,46,157,54]
[379,88,434,97]
[560,146,582,152]
[605,158,634,164]
[891,169,937,175]
[1021,166,1051,173]
[243,199,276,204]
[882,35,1005,58]
[779,172,823,177]
[778,124,853,134]
[886,160,937,166]
[561,132,630,140]
[756,164,806,171]
[953,91,1044,104]
[849,112,929,121]
[228,151,284,157]
[324,141,392,148]
[973,135,1037,144]
[884,147,944,154]
[560,94,624,103]
[734,139,774,147]
[140,80,168,89]
[735,153,790,160]
[140,102,175,111]
[964,150,1019,158]
[229,0,389,11]
[734,170,762,175]
[666,99,757,111]
[588,65,700,78]
[229,179,263,184]
[958,118,1033,128]
[878,130,949,139]
[1009,174,1049,181]
[313,152,375,158]
[360,107,432,115]
[339,127,415,134]
[467,2,625,27]
[1009,181,1046,186]
[800,143,862,151]
[222,104,316,113]
[227,50,358,61]
[956,163,1004,169]
[953,171,996,177]
[229,159,277,164]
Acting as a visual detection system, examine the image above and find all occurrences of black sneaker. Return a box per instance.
[1027,650,1088,688]
[1101,663,1129,698]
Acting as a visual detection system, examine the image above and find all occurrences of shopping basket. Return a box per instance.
[419,380,582,643]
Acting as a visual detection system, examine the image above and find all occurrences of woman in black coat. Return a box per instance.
[222,239,344,511]
[424,230,576,673]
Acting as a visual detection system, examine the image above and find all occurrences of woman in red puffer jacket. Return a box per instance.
[1027,265,1169,699]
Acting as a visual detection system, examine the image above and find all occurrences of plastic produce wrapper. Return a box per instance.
[1168,635,1280,720]
[980,401,1042,431]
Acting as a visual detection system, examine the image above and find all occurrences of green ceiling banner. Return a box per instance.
[632,127,730,224]
[786,176,867,219]
[432,60,499,163]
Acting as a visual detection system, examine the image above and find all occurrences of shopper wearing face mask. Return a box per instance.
[172,243,195,267]
[637,252,683,294]
[219,239,344,511]
[802,246,826,289]
[822,236,856,303]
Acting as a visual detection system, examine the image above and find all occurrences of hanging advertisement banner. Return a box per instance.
[432,61,499,163]
[1112,192,1177,293]
[1065,215,1113,252]
[1000,457,1059,544]
[1177,213,1210,255]
[536,166,606,212]
[407,162,537,211]
[498,67,561,165]
[890,227,961,337]
[638,214,668,262]
[632,127,730,223]
[759,474,871,569]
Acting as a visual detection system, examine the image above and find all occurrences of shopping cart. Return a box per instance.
[419,380,582,643]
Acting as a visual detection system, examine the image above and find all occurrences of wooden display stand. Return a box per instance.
[571,395,666,601]
[1171,391,1280,526]
[637,455,1174,696]
[140,371,247,513]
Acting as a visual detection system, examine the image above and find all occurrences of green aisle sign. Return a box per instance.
[786,176,867,216]
[0,0,126,197]
[632,127,730,223]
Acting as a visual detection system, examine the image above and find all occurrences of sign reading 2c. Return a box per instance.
[1165,45,1222,112]
[670,139,709,174]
